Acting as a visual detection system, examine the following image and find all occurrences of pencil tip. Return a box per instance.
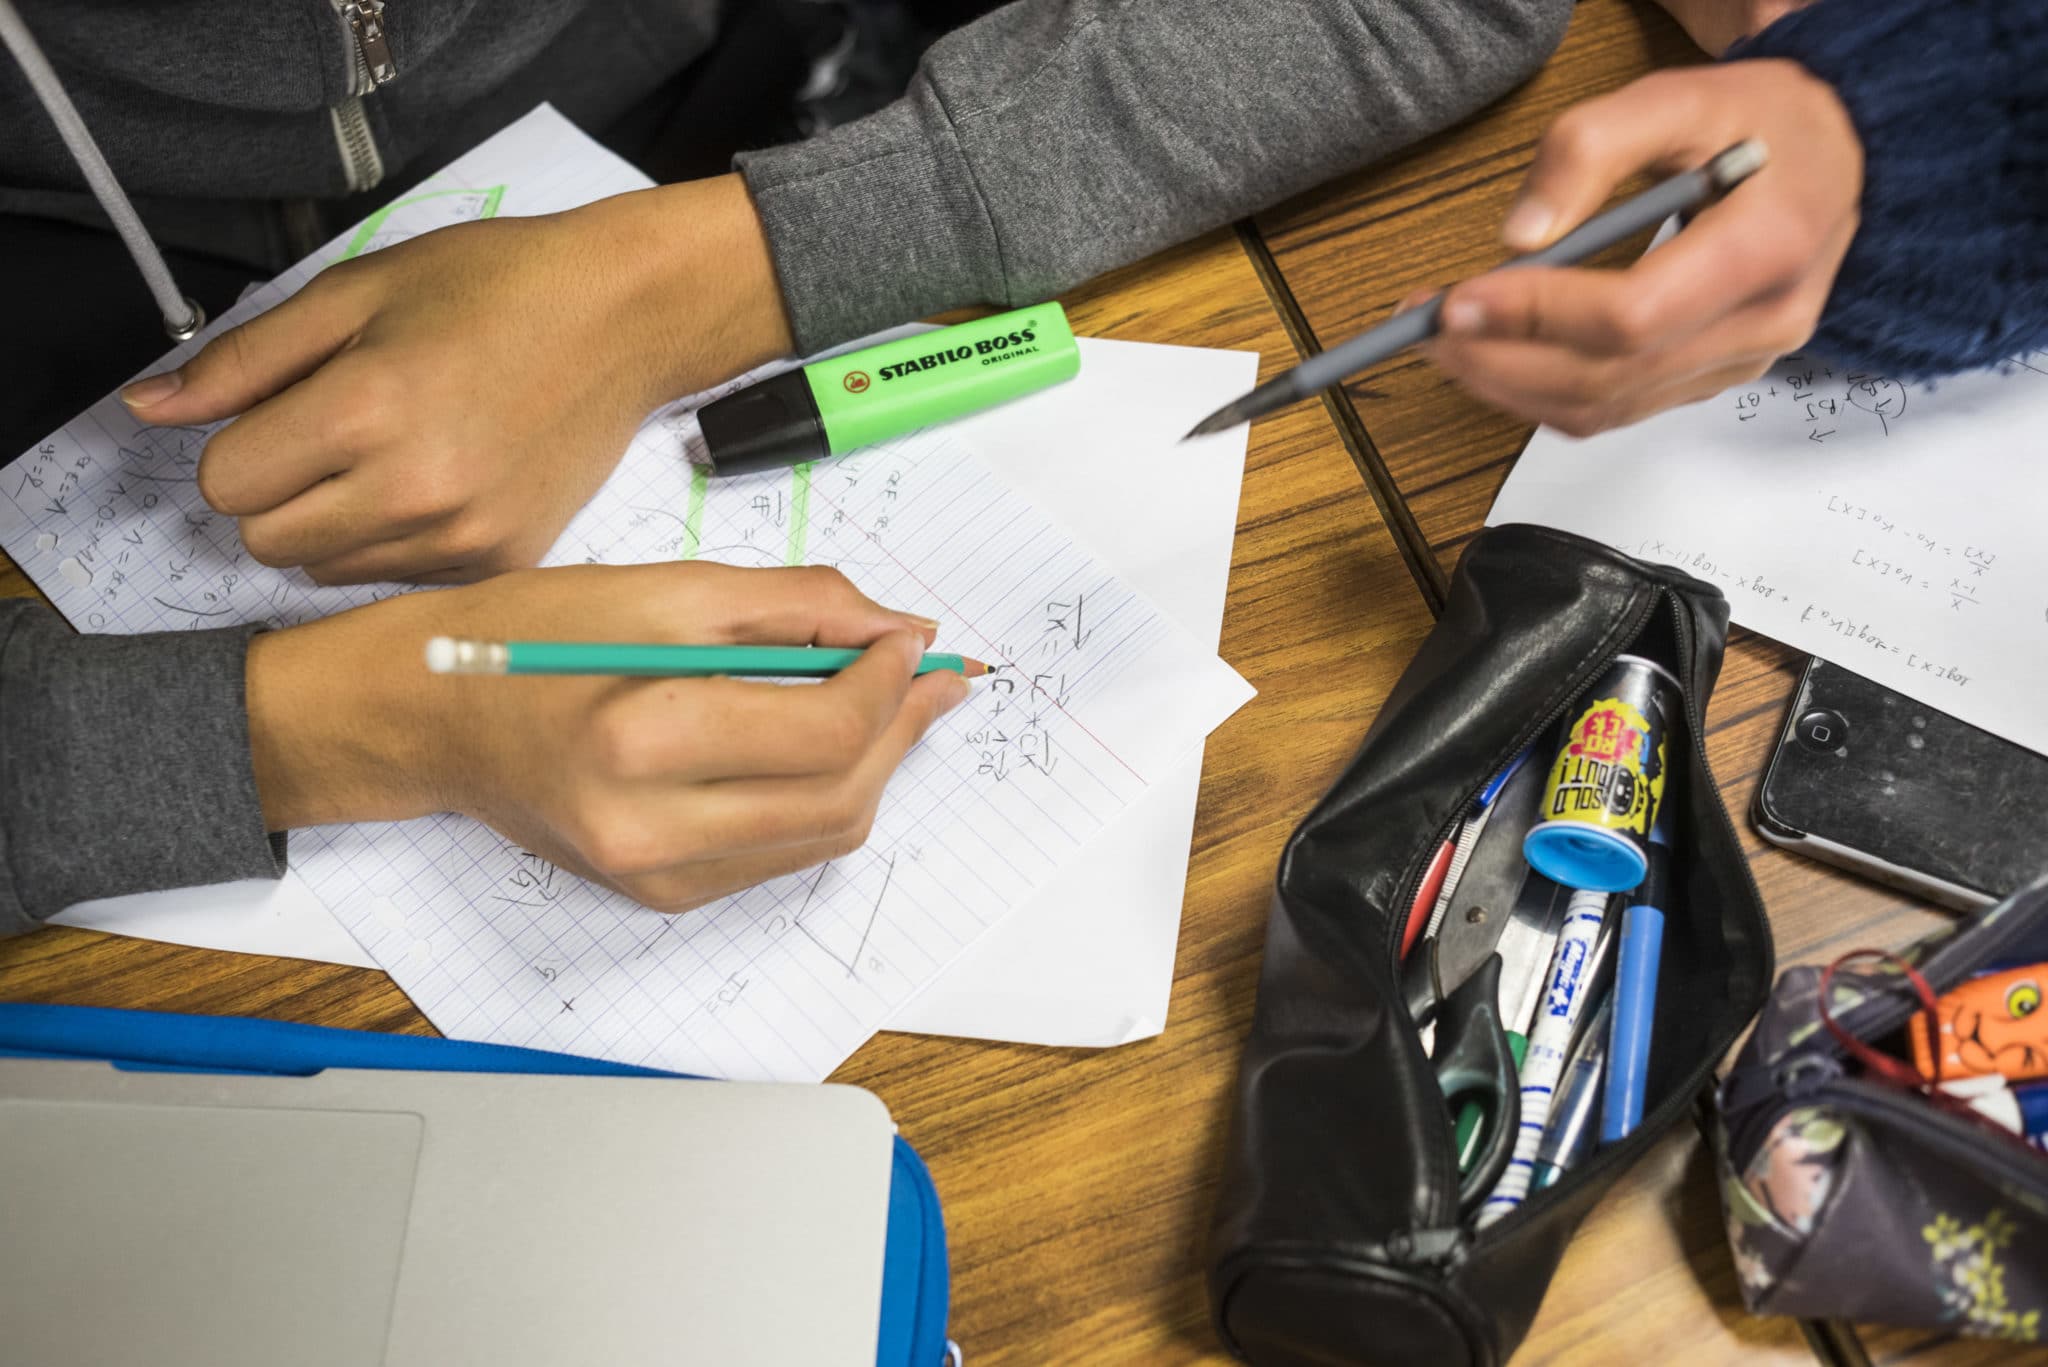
[962,657,991,677]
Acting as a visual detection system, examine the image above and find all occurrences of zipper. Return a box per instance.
[327,0,395,192]
[1816,1078,2048,1197]
[1726,874,2048,1174]
[1824,890,2046,1047]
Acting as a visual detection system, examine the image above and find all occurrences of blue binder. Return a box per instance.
[0,1004,951,1367]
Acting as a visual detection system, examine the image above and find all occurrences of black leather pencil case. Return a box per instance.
[1207,522,1775,1366]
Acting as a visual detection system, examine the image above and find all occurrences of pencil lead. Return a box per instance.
[1181,403,1246,442]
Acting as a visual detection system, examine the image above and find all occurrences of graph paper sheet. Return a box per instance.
[0,106,1253,1080]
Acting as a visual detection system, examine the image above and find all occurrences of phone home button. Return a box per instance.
[1795,708,1850,755]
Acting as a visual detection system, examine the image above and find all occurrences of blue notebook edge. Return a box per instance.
[0,1003,949,1367]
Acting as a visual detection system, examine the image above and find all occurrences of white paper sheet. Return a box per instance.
[1489,351,2048,757]
[887,338,1255,1046]
[2,106,1256,1077]
[53,877,378,968]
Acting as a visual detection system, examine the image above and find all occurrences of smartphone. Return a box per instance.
[1753,658,2048,910]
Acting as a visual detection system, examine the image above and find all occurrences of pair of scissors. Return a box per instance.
[1403,753,1566,1215]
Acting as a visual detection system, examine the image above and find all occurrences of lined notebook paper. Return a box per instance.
[0,106,1252,1079]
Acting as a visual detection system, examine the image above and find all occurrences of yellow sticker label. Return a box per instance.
[1541,696,1667,838]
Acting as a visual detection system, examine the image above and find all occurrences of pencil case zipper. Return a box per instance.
[1379,587,1771,1265]
[1725,890,2048,1179]
[1767,1071,2048,1202]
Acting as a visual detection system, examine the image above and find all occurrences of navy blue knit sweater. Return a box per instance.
[1734,0,2048,379]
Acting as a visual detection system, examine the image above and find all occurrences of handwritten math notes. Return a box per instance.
[302,433,1250,1082]
[0,105,1253,1079]
[1491,351,2048,756]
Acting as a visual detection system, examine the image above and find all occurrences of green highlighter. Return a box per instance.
[696,303,1081,477]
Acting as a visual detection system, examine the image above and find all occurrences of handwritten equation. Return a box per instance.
[287,427,1243,1082]
[1729,355,1911,442]
[1632,530,1979,690]
[10,419,386,637]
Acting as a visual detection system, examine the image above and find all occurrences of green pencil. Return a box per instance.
[424,637,991,679]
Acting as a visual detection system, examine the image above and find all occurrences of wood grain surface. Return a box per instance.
[0,227,1440,1363]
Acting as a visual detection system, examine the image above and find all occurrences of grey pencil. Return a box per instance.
[1182,138,1769,440]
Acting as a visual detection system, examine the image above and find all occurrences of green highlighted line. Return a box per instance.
[785,462,813,565]
[339,185,506,261]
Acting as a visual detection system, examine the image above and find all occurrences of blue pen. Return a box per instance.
[1602,824,1670,1144]
[2017,1082,2048,1149]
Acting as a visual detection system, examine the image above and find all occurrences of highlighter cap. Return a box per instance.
[696,371,830,478]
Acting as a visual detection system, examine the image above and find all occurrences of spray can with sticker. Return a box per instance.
[1523,654,1682,893]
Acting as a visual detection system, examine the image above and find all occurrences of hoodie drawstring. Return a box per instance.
[0,0,205,341]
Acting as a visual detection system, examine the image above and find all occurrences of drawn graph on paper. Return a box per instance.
[0,107,1253,1081]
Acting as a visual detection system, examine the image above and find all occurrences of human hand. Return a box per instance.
[1652,0,1812,56]
[1408,61,1861,437]
[246,563,969,913]
[121,175,793,585]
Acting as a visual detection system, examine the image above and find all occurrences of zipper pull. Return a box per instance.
[1386,1226,1467,1272]
[344,1,397,86]
[1776,1052,1843,1100]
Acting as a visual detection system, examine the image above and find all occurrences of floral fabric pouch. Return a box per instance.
[1714,875,2048,1344]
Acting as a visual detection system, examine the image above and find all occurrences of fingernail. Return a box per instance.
[902,613,940,633]
[1501,200,1553,251]
[941,673,972,712]
[120,371,182,409]
[1442,297,1486,334]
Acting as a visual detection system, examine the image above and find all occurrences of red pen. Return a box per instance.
[1402,833,1459,960]
[1401,747,1534,961]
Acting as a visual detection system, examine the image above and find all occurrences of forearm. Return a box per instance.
[0,600,283,934]
[740,0,1576,352]
[244,603,441,833]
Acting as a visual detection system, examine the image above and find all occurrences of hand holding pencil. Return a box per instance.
[244,561,972,914]
[1416,62,1859,436]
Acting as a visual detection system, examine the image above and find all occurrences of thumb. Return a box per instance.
[1502,70,1735,253]
[120,272,366,425]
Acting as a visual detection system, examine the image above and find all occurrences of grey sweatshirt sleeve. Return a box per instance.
[737,0,1575,352]
[0,599,285,937]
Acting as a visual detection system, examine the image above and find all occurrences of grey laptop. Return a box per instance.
[0,1060,897,1366]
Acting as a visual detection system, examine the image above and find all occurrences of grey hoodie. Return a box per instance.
[0,0,1572,933]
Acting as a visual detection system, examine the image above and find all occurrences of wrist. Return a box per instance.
[246,599,450,831]
[576,173,796,403]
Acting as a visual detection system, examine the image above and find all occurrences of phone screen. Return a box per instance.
[1756,659,2048,907]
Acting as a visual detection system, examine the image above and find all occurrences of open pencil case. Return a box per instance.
[1714,874,2048,1342]
[1206,522,1774,1366]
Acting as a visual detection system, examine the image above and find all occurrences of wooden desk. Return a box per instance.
[1253,2,2003,1365]
[0,228,1439,1363]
